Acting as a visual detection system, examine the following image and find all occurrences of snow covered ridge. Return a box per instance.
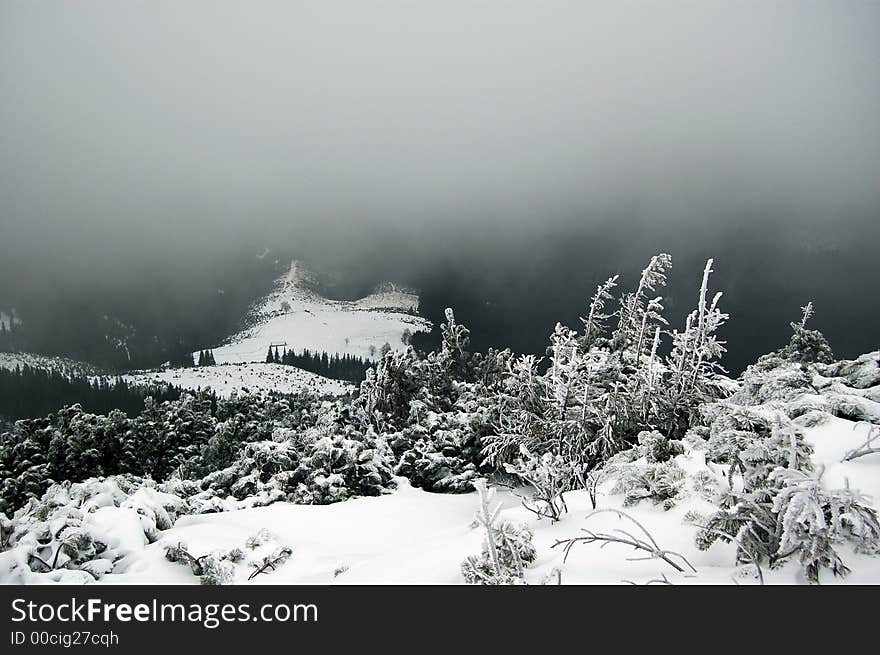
[200,260,431,365]
[123,362,352,398]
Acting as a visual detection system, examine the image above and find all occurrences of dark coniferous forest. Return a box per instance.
[0,365,185,420]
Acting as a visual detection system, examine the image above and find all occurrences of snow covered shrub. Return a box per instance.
[503,447,574,521]
[637,430,684,463]
[395,437,479,493]
[693,394,880,582]
[729,304,836,408]
[195,440,300,506]
[243,528,294,581]
[5,486,118,581]
[292,434,395,504]
[127,393,216,481]
[461,480,536,584]
[732,356,814,406]
[0,391,222,513]
[702,405,814,481]
[782,302,834,365]
[462,520,536,585]
[164,542,235,585]
[0,512,12,551]
[485,254,730,491]
[354,347,429,433]
[187,392,306,478]
[770,467,880,583]
[392,396,494,494]
[609,460,687,510]
[163,529,293,584]
[584,431,687,511]
[121,486,190,543]
[692,467,880,584]
[691,470,723,503]
[0,475,200,583]
[819,351,880,391]
[662,258,730,437]
[682,425,710,449]
[350,313,502,493]
[440,307,472,377]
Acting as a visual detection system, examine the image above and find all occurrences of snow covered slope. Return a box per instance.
[87,407,880,585]
[1,351,350,398]
[124,363,351,398]
[200,261,431,364]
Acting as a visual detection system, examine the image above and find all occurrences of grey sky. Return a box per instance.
[1,1,879,287]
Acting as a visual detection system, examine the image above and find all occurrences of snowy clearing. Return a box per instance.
[123,363,352,398]
[85,411,880,585]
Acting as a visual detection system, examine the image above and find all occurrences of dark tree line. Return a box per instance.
[0,365,186,421]
[265,346,371,382]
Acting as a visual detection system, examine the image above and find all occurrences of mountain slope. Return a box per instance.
[200,261,431,364]
[124,362,351,398]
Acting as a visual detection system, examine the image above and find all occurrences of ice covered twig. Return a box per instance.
[551,508,697,574]
[842,423,880,462]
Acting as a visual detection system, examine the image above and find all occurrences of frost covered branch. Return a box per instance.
[842,423,880,462]
[552,508,697,574]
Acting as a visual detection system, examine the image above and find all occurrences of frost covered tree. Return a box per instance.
[504,447,574,521]
[486,354,546,466]
[439,307,471,377]
[611,253,671,354]
[461,479,536,584]
[693,394,880,583]
[581,275,618,350]
[782,302,834,365]
[665,258,728,437]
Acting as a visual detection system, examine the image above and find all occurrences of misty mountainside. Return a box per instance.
[198,260,431,365]
[0,257,430,411]
[0,251,287,371]
[0,352,102,378]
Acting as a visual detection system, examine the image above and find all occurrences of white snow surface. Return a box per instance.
[199,261,431,365]
[85,416,880,586]
[123,363,352,398]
